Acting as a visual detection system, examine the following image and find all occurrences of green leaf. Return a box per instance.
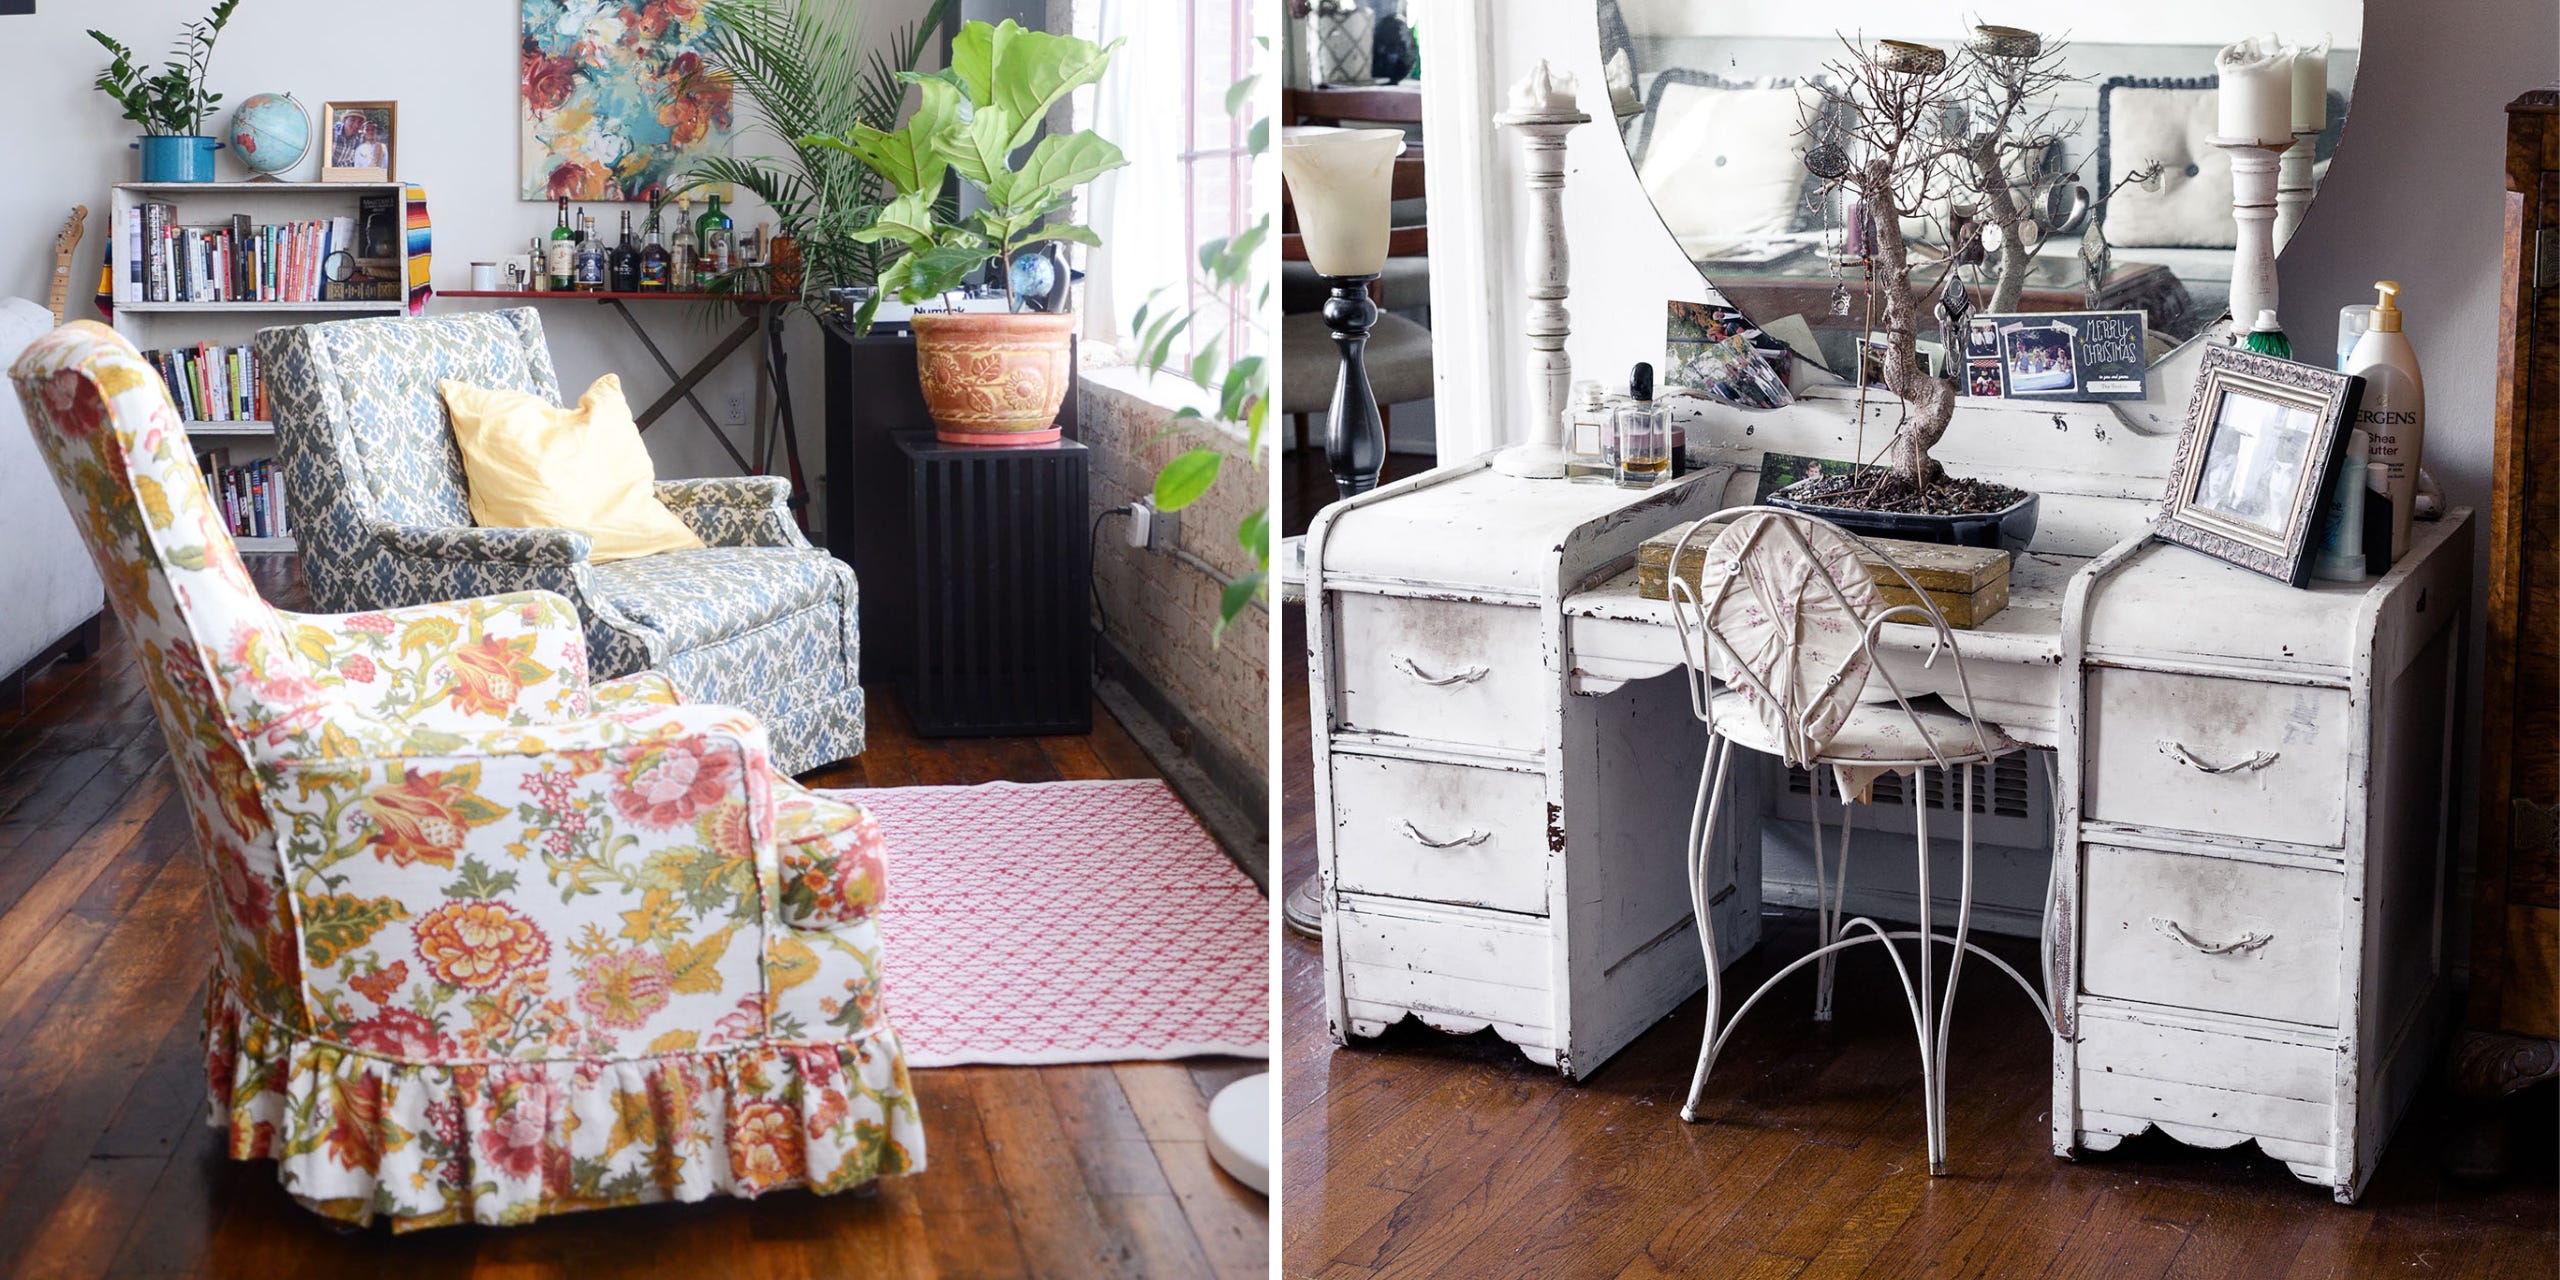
[944,104,1022,189]
[1220,355,1265,423]
[1039,222,1103,248]
[1246,397,1267,457]
[1154,449,1222,511]
[1237,508,1270,563]
[1247,117,1270,156]
[848,188,938,247]
[1187,341,1220,390]
[443,856,519,901]
[1215,571,1268,642]
[299,893,411,970]
[897,241,993,303]
[988,130,1126,213]
[1225,74,1261,117]
[968,20,1122,153]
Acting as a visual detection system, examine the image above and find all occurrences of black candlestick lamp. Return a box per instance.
[1281,126,1408,503]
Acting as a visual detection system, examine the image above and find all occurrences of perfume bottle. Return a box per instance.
[1612,363,1669,488]
[1564,380,1618,483]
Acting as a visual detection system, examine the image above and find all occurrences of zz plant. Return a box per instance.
[811,19,1128,333]
[89,0,241,137]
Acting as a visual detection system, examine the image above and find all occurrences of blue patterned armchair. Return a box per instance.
[258,309,862,775]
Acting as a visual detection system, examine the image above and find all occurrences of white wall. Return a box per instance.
[0,0,938,513]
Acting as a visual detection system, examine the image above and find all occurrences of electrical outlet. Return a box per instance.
[723,391,749,425]
[1146,501,1182,553]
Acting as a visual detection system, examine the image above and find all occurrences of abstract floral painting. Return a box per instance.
[520,0,734,202]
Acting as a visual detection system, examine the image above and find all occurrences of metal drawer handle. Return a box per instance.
[1392,656,1490,687]
[2158,741,2281,775]
[2151,916,2273,956]
[1400,820,1491,849]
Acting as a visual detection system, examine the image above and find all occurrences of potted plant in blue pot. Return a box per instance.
[90,0,241,183]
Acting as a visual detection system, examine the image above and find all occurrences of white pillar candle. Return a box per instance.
[1512,59,1582,114]
[2290,35,2331,134]
[1280,127,1407,277]
[2215,36,2293,143]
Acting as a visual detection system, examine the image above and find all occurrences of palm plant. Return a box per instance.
[676,0,948,310]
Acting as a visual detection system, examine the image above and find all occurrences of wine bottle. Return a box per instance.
[546,198,575,292]
[696,195,734,277]
[669,194,697,291]
[610,209,641,292]
[639,215,669,291]
[575,213,606,291]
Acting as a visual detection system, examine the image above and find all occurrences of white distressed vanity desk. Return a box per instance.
[1308,378,2468,1203]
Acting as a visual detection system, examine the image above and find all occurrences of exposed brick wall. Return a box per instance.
[1079,375,1269,794]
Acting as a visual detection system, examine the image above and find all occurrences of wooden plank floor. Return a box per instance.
[0,558,1266,1279]
[1277,604,2558,1280]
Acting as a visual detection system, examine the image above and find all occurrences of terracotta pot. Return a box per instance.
[910,310,1075,447]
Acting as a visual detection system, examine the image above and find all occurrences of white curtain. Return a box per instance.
[1074,0,1197,354]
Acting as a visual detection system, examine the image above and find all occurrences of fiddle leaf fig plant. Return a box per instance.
[810,19,1128,333]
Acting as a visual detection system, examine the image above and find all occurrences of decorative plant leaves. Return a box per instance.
[300,893,411,969]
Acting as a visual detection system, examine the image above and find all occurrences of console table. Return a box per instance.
[1307,435,2469,1202]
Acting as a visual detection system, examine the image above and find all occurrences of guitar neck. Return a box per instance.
[46,259,71,324]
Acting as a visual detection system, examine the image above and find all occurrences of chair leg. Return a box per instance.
[1911,766,1946,1175]
[1681,736,1735,1124]
[1812,778,1856,1023]
[1293,412,1309,451]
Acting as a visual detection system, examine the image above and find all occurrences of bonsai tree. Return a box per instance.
[812,18,1128,332]
[1799,37,1973,495]
[674,0,949,311]
[89,0,240,138]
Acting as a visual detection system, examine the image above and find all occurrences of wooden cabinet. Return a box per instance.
[2053,514,2473,1204]
[2458,82,2560,1166]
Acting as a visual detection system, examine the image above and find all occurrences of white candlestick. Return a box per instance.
[2215,37,2293,145]
[2290,35,2331,134]
[2216,136,2290,340]
[1491,62,1590,481]
[2275,128,2318,251]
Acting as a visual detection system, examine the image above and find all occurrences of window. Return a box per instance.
[1075,0,1265,376]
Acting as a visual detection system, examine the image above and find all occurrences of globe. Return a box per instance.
[229,93,311,177]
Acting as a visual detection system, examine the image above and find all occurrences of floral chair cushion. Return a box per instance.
[257,309,864,774]
[9,321,920,1230]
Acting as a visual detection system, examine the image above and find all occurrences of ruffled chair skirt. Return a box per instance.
[204,983,927,1231]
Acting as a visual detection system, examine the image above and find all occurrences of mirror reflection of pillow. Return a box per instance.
[1638,81,1815,258]
[439,374,706,563]
[2102,87,2234,249]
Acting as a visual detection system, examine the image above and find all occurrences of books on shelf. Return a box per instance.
[143,343,265,423]
[122,202,358,304]
[193,447,289,542]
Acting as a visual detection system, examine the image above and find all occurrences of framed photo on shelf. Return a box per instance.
[2156,345,2365,587]
[321,100,397,182]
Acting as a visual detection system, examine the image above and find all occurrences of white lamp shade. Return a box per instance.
[1281,127,1407,277]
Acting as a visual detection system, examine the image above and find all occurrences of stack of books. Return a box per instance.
[122,203,357,303]
[143,343,264,423]
[194,448,289,541]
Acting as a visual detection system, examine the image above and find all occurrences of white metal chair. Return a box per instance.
[1665,506,2054,1175]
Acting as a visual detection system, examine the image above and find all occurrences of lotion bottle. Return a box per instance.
[2344,281,2424,563]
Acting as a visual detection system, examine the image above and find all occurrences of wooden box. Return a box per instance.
[1634,521,2012,628]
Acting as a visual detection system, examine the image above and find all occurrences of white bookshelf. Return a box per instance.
[109,180,412,556]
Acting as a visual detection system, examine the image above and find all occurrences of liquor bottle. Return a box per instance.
[696,194,734,277]
[546,198,576,292]
[768,228,802,294]
[609,209,641,292]
[575,213,607,291]
[669,194,697,291]
[638,215,670,291]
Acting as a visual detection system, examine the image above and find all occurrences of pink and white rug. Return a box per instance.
[842,779,1270,1067]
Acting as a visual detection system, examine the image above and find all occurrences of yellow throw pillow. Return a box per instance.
[439,374,704,564]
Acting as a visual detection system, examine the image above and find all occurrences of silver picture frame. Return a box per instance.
[2156,345,2365,586]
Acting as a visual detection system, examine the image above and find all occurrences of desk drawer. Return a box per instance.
[1330,754,1548,915]
[2081,844,2345,1027]
[1335,894,1551,1036]
[1332,594,1542,753]
[2084,668,2351,847]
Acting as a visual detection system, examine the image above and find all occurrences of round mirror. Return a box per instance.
[1598,1,2362,377]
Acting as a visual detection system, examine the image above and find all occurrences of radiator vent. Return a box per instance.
[902,436,1092,737]
[1785,753,2036,820]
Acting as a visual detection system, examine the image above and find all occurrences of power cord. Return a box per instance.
[1089,504,1134,673]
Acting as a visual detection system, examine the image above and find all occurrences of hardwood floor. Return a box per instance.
[1278,604,2559,1280]
[0,557,1266,1280]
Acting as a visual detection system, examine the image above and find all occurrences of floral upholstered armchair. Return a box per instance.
[255,308,862,775]
[10,322,921,1230]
